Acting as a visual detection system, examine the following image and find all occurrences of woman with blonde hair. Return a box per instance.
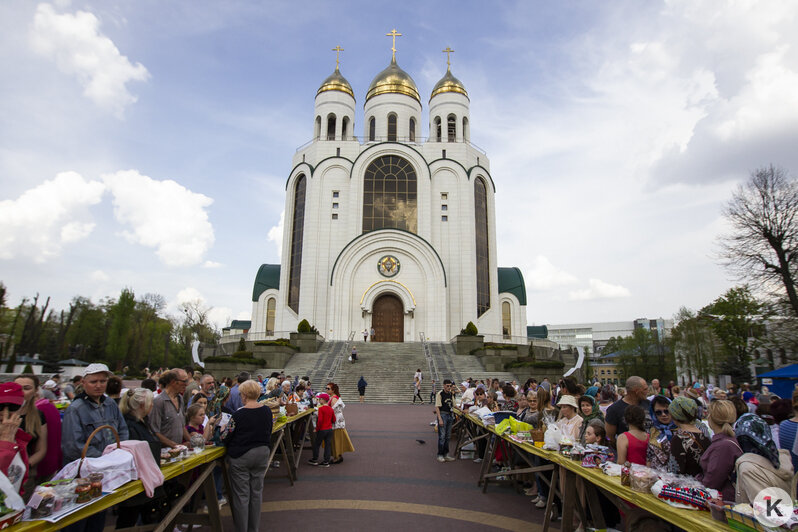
[697,400,742,500]
[222,380,272,532]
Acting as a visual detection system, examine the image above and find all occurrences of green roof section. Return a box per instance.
[230,320,251,330]
[497,267,527,306]
[527,325,548,339]
[252,264,281,302]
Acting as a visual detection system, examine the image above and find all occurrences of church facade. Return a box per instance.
[249,46,527,343]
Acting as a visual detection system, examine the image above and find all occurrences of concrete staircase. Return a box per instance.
[273,340,520,404]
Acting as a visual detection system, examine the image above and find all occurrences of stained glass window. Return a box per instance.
[288,174,306,312]
[475,177,490,316]
[363,155,417,234]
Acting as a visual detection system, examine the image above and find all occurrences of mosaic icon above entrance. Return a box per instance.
[377,255,401,277]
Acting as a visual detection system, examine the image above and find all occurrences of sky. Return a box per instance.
[2,0,798,330]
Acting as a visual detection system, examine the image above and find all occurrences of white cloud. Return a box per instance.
[29,3,149,117]
[0,171,104,262]
[236,311,251,321]
[267,210,284,259]
[103,170,215,267]
[525,256,579,291]
[202,260,222,269]
[569,279,631,301]
[90,270,109,282]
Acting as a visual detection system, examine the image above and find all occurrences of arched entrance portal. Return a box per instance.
[372,294,404,342]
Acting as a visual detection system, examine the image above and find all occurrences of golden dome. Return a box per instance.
[366,58,420,103]
[430,67,468,100]
[317,66,355,99]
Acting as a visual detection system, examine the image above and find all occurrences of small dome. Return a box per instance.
[366,58,420,103]
[430,67,468,100]
[317,66,355,99]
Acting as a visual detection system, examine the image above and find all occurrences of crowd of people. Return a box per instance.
[440,374,798,527]
[0,364,354,532]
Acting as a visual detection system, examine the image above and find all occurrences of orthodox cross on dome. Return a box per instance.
[442,47,454,70]
[332,45,344,69]
[386,28,402,60]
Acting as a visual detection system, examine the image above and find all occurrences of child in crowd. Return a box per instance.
[616,404,649,466]
[185,403,216,441]
[584,419,606,445]
[309,393,335,467]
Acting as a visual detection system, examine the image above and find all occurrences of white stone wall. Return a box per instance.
[260,81,521,342]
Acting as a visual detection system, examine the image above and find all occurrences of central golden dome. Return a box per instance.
[317,66,355,99]
[366,58,420,103]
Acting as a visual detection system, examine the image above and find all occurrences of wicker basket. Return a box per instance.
[75,424,121,478]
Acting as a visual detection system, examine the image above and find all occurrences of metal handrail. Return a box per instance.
[295,135,487,155]
[420,332,439,383]
[326,330,356,383]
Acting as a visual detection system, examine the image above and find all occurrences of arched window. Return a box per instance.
[266,297,276,335]
[363,155,417,233]
[314,116,321,139]
[434,117,442,142]
[409,117,416,142]
[326,114,336,140]
[475,177,490,316]
[447,114,456,142]
[387,114,397,141]
[368,117,376,141]
[288,174,307,312]
[462,117,469,142]
[342,116,350,140]
[502,302,511,338]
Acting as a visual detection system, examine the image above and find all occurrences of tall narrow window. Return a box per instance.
[288,175,306,312]
[342,116,350,140]
[434,117,442,141]
[362,155,417,233]
[502,302,511,338]
[463,117,469,142]
[314,116,321,139]
[475,177,490,316]
[266,298,276,335]
[409,118,416,142]
[326,114,336,140]
[387,114,397,141]
[447,114,456,142]
[368,117,376,141]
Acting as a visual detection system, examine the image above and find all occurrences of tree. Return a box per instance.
[106,289,136,370]
[672,306,722,385]
[719,165,798,317]
[700,286,765,384]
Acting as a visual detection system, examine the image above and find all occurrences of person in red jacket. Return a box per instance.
[308,393,335,467]
[0,382,32,495]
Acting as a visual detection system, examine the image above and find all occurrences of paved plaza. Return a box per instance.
[215,403,547,531]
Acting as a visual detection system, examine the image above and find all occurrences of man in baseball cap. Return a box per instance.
[62,362,128,465]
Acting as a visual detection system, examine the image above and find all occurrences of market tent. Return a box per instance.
[758,364,798,399]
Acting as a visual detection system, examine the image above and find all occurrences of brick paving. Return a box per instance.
[215,403,552,531]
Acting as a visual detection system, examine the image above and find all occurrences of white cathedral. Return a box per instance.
[248,41,528,343]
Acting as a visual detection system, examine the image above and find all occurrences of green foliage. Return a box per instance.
[4,353,16,373]
[461,322,478,336]
[22,364,33,373]
[237,337,247,352]
[253,339,296,349]
[106,288,136,370]
[204,355,257,365]
[506,359,565,369]
[483,343,520,351]
[612,328,676,384]
[232,350,254,358]
[297,319,312,333]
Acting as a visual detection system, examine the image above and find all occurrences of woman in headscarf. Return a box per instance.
[667,396,711,476]
[647,395,676,470]
[577,395,604,444]
[734,413,794,503]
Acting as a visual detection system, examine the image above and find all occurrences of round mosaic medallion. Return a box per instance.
[377,255,400,277]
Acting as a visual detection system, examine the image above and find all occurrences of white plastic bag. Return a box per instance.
[543,423,562,451]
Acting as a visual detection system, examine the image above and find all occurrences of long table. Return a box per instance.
[454,409,735,532]
[10,408,315,531]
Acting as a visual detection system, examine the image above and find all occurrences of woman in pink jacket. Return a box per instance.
[0,382,32,495]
